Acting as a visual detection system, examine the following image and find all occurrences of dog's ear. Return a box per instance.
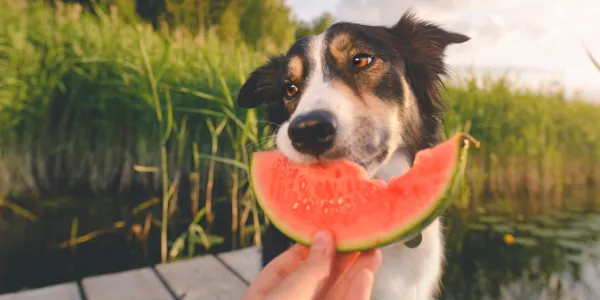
[388,11,470,111]
[389,11,470,62]
[236,55,287,108]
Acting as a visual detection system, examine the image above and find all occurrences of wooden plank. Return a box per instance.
[156,255,248,300]
[81,267,174,300]
[217,246,261,284]
[0,282,80,300]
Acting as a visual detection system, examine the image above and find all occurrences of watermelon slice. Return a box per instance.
[250,133,478,252]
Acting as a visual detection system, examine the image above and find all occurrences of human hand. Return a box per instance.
[242,230,382,300]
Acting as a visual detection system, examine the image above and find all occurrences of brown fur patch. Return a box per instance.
[329,33,352,65]
[358,59,386,87]
[287,56,303,82]
[283,98,299,113]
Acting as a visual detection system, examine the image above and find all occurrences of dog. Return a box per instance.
[235,11,470,300]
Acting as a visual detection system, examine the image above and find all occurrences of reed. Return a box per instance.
[443,74,600,213]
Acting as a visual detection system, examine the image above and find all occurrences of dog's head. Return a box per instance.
[236,12,469,178]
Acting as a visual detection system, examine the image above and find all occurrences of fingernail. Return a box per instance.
[312,231,329,254]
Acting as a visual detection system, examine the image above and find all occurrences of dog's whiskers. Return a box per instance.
[256,120,281,128]
[244,134,277,153]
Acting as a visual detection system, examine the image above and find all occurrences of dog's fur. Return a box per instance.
[236,11,470,300]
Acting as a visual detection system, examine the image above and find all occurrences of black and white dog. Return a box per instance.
[236,11,470,300]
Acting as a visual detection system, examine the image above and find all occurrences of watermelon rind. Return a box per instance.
[372,133,476,248]
[250,132,477,252]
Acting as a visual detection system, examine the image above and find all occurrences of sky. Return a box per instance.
[284,0,600,101]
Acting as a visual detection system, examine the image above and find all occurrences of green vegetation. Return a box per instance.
[59,0,332,48]
[0,0,272,262]
[444,77,600,212]
[295,12,335,39]
[0,0,599,266]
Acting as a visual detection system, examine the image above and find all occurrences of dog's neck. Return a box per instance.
[375,150,411,181]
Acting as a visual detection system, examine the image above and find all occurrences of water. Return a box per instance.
[440,208,600,300]
[0,196,162,293]
[1,197,599,299]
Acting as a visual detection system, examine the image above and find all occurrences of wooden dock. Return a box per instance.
[0,246,261,300]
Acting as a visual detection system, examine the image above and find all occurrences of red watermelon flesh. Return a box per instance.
[250,133,475,251]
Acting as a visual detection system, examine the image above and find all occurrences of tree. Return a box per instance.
[295,12,335,40]
[55,0,304,50]
[216,2,241,41]
[238,0,297,50]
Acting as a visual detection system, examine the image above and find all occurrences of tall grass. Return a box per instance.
[443,75,600,212]
[0,0,272,261]
[1,0,599,261]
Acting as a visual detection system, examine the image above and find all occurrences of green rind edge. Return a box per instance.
[251,132,476,252]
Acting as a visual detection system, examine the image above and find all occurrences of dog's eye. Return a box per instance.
[352,54,374,68]
[284,84,299,98]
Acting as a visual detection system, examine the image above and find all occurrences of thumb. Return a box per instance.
[292,231,335,277]
[265,231,334,299]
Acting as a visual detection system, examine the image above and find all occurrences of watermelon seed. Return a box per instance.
[305,205,311,211]
[337,197,344,204]
[292,202,299,210]
[320,200,325,207]
[324,208,329,214]
[302,197,308,204]
[329,199,334,205]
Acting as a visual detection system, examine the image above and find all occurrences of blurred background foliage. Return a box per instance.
[57,0,331,49]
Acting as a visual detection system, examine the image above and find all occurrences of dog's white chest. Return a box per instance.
[370,218,444,300]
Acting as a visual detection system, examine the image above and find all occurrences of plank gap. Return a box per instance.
[150,266,181,300]
[213,255,251,286]
[216,246,261,285]
[76,280,88,300]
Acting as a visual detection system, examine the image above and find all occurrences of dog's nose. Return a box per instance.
[288,110,337,156]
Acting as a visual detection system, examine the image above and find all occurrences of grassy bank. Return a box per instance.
[444,77,600,211]
[1,0,599,262]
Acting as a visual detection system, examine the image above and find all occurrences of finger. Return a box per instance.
[345,268,376,300]
[243,243,310,299]
[315,252,360,298]
[328,248,382,300]
[330,252,361,281]
[263,231,335,299]
[257,243,310,282]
